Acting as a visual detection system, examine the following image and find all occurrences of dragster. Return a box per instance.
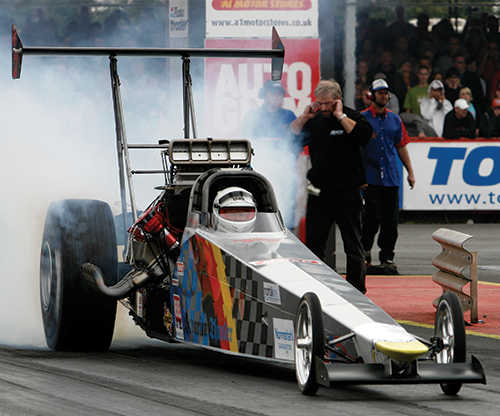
[12,24,486,396]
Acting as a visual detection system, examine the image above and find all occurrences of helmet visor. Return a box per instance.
[220,206,256,221]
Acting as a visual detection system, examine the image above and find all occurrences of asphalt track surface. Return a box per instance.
[1,222,500,415]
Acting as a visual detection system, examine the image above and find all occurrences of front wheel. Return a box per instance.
[294,292,324,396]
[40,199,118,351]
[434,291,466,395]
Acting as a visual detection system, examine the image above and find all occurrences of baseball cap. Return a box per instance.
[258,80,286,99]
[429,80,444,90]
[454,98,469,110]
[370,78,391,93]
[492,98,500,108]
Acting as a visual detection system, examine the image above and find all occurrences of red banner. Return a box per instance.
[204,38,320,138]
[211,0,312,11]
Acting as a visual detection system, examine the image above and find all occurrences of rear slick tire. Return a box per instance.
[434,291,466,395]
[294,292,324,396]
[40,199,118,351]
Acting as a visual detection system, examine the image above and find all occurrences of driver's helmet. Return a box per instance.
[213,187,257,233]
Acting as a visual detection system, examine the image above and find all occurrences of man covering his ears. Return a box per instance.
[360,79,415,274]
[291,80,372,294]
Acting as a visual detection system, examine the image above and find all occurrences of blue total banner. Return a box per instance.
[401,140,500,210]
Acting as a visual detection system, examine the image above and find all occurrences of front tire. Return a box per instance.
[40,199,118,351]
[434,291,466,395]
[294,292,324,395]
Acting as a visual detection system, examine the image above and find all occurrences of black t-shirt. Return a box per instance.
[300,107,372,191]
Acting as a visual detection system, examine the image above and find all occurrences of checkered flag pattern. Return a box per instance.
[224,253,274,358]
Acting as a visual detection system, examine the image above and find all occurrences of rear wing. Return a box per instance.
[11,24,284,80]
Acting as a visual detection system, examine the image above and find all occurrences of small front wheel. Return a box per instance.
[434,291,466,395]
[294,292,324,396]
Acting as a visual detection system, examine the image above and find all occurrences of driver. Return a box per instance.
[213,187,257,233]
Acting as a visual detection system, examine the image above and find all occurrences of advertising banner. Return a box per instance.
[204,38,320,138]
[402,141,500,211]
[206,0,318,38]
[169,0,189,38]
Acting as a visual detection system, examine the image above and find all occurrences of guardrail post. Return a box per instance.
[470,251,478,324]
[431,228,479,324]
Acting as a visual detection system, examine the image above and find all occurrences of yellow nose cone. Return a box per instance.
[375,340,429,362]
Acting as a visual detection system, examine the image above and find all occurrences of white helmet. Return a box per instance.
[213,187,257,233]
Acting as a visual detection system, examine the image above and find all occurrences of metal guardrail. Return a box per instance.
[432,228,478,324]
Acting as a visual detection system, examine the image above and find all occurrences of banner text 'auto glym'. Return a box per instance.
[205,38,320,138]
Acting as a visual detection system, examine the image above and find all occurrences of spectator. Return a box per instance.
[459,87,477,119]
[444,67,463,104]
[391,35,417,70]
[478,98,500,138]
[478,40,500,90]
[435,35,463,76]
[408,13,430,59]
[443,99,476,139]
[485,14,500,43]
[398,60,417,93]
[420,80,453,137]
[291,80,372,294]
[431,18,456,57]
[356,60,370,86]
[357,38,376,67]
[367,50,401,89]
[355,84,372,112]
[461,57,488,115]
[403,65,431,116]
[242,80,296,140]
[360,79,415,274]
[491,78,500,101]
[385,5,415,40]
[463,26,487,60]
[453,54,467,80]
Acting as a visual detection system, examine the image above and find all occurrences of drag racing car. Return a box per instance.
[12,24,486,396]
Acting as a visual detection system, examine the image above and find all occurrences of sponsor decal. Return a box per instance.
[173,261,183,286]
[206,0,318,38]
[173,294,184,340]
[330,130,344,136]
[163,304,173,336]
[250,258,321,266]
[136,290,143,318]
[263,282,281,304]
[212,0,312,11]
[169,0,188,38]
[273,318,294,360]
[177,261,184,276]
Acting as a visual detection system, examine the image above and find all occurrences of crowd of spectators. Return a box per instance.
[354,6,500,139]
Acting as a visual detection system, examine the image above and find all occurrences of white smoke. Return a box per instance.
[0,49,176,348]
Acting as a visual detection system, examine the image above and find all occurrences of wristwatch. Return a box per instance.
[338,113,347,121]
